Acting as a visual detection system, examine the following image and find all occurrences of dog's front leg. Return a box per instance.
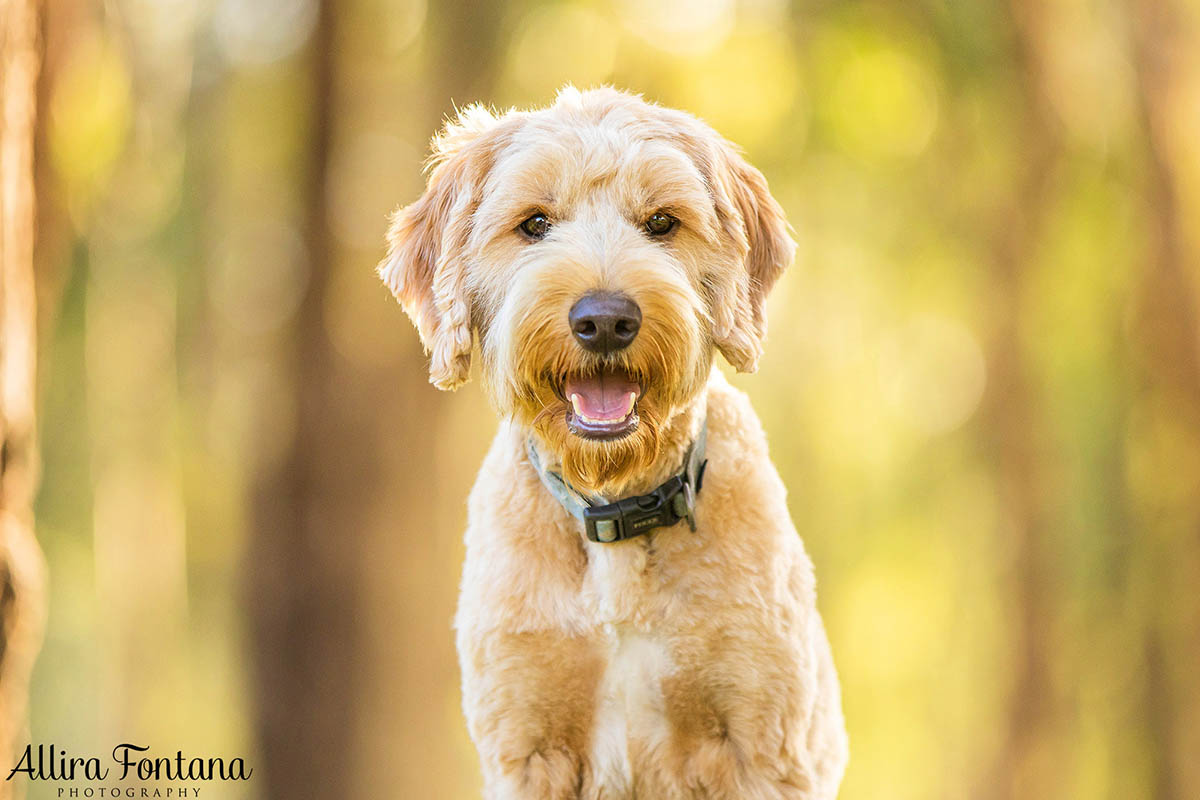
[637,635,841,800]
[480,747,585,800]
[463,629,604,800]
[633,732,816,800]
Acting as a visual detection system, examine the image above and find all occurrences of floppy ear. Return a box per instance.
[378,106,501,390]
[705,141,796,373]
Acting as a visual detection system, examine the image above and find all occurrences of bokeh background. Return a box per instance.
[21,0,1200,797]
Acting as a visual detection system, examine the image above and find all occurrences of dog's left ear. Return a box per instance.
[705,141,796,373]
[378,105,503,390]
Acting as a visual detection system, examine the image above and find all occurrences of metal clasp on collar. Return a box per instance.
[582,474,698,543]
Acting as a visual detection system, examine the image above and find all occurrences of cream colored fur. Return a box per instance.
[380,87,848,799]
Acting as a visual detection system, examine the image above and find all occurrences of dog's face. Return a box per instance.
[380,88,794,491]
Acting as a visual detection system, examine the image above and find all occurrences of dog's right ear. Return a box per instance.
[378,105,503,390]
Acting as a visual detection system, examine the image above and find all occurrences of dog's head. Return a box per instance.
[380,87,793,491]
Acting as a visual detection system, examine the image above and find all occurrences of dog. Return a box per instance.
[379,87,848,799]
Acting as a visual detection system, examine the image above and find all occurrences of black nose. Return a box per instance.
[568,292,642,354]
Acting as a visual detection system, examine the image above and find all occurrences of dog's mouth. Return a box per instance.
[562,368,642,441]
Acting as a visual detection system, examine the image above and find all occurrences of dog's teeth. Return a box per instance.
[569,391,638,425]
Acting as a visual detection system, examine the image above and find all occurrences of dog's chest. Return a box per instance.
[589,626,673,795]
[582,544,675,795]
[581,538,661,623]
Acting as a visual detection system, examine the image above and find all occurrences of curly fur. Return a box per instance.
[380,87,848,799]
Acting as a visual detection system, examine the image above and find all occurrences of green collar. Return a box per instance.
[527,419,708,543]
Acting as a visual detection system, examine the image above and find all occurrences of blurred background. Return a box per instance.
[14,0,1200,797]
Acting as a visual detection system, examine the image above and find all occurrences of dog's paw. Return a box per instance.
[490,746,583,800]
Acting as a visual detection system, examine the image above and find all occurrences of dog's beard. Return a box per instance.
[520,367,667,494]
[501,347,710,495]
[529,384,665,493]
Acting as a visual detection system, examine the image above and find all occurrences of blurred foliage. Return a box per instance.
[27,0,1200,798]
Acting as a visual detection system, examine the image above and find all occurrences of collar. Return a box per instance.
[527,418,708,543]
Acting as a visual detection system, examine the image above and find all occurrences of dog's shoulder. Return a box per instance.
[458,421,590,631]
[702,369,781,504]
[697,369,815,586]
[703,368,770,460]
[465,420,576,544]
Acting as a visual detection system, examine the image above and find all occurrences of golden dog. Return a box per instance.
[380,87,848,799]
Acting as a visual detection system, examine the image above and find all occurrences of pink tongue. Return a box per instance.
[565,372,640,419]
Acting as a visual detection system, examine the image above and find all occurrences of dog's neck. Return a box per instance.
[528,395,708,502]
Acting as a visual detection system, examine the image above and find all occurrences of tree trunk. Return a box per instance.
[1129,1,1200,796]
[979,1,1063,797]
[246,1,360,797]
[0,0,45,794]
[246,0,508,795]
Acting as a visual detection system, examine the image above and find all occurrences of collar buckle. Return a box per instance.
[583,474,696,543]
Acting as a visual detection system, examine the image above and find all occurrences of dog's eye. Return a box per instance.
[519,213,551,240]
[645,212,677,236]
